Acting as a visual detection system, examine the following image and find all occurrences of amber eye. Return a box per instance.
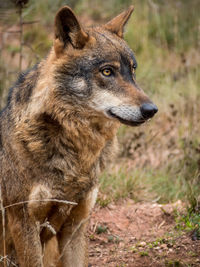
[102,68,112,77]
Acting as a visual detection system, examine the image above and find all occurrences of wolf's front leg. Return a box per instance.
[57,218,88,267]
[56,186,98,267]
[56,192,97,267]
[7,208,43,267]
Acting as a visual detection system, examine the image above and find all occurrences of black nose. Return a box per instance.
[140,103,158,119]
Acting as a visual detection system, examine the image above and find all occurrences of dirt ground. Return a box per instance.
[88,200,200,267]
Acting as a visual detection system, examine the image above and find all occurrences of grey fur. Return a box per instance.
[109,105,143,122]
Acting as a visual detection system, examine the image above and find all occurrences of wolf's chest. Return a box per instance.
[28,183,98,242]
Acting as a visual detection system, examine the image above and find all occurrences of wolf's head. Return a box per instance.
[51,6,158,126]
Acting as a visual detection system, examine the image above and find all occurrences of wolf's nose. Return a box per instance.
[140,103,158,119]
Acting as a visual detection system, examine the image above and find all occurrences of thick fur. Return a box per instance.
[0,6,157,267]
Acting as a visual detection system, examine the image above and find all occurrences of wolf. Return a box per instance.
[0,5,158,267]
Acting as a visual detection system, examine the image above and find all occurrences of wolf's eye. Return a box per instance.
[101,68,112,77]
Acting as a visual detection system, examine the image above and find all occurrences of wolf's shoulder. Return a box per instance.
[5,63,40,110]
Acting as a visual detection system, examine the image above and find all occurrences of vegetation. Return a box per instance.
[0,0,199,227]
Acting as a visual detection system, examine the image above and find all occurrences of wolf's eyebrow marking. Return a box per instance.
[100,61,120,68]
[130,59,134,66]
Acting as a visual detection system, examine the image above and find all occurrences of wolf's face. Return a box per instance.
[53,6,158,126]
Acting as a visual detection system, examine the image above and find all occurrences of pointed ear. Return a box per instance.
[104,6,134,38]
[54,6,89,55]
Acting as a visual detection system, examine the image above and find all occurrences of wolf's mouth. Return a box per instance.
[107,110,145,127]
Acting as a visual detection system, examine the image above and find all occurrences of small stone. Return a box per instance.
[107,204,115,210]
[138,241,146,247]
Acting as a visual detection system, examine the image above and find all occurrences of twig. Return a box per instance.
[23,43,40,60]
[4,30,21,33]
[40,221,56,235]
[22,20,39,25]
[2,198,77,210]
[0,256,17,266]
[18,6,23,72]
[0,256,18,266]
[0,186,6,267]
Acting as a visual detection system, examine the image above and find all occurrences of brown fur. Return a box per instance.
[0,6,157,267]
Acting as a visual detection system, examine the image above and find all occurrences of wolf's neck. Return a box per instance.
[14,109,118,174]
[62,111,118,170]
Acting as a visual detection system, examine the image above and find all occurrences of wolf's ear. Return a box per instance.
[104,6,134,38]
[54,6,89,55]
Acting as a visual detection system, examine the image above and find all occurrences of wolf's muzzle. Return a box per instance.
[107,103,158,127]
[140,103,158,119]
[107,106,144,126]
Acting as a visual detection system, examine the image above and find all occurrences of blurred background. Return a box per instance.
[0,0,199,227]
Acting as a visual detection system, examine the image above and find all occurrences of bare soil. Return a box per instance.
[88,200,200,267]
